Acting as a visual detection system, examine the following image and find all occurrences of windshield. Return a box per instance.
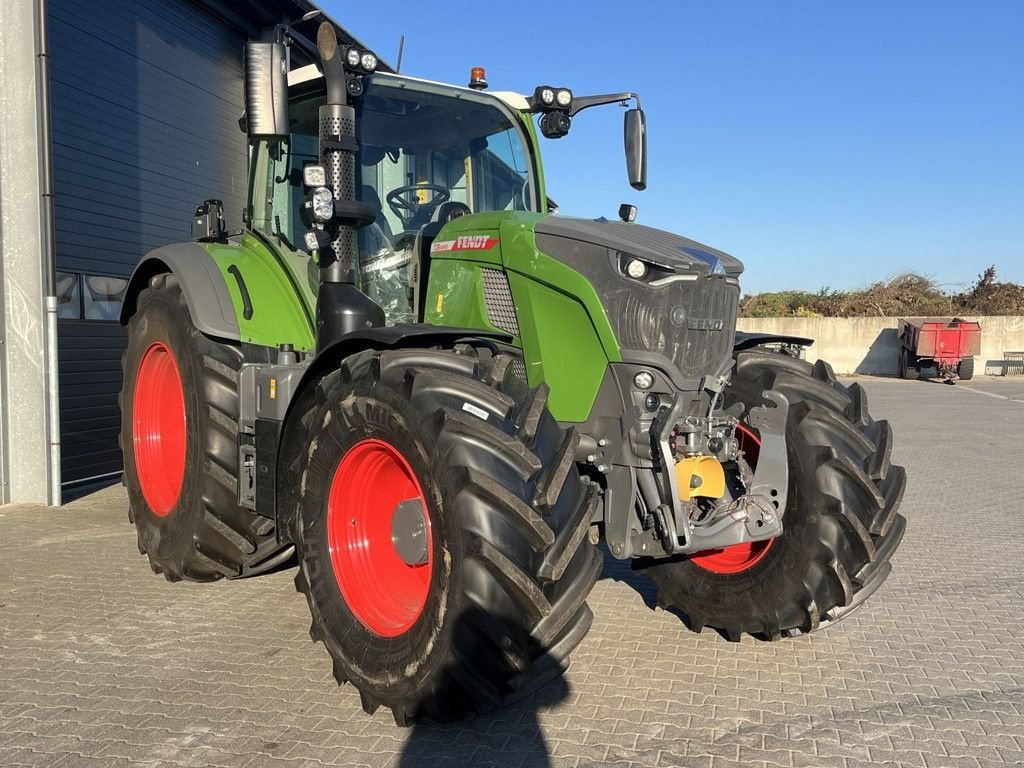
[255,76,537,251]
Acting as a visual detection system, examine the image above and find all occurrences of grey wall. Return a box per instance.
[0,0,55,504]
[48,0,250,488]
[737,316,1024,375]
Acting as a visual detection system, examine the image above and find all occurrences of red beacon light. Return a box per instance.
[468,67,488,90]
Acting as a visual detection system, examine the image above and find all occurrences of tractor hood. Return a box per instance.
[534,216,744,279]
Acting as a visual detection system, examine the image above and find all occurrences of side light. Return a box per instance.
[303,164,326,188]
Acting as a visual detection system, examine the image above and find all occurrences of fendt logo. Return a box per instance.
[430,235,498,253]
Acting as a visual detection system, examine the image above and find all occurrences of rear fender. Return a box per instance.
[121,236,317,351]
[120,243,241,341]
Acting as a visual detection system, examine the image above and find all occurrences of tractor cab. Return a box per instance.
[250,70,542,325]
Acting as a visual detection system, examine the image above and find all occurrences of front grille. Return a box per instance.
[481,268,520,336]
[607,276,739,378]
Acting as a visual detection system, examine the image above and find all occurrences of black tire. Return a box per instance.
[640,352,907,641]
[957,356,974,380]
[899,347,919,380]
[120,273,290,581]
[292,348,601,724]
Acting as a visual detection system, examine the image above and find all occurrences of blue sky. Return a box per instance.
[324,1,1023,294]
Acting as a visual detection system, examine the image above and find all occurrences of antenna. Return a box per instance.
[396,34,405,73]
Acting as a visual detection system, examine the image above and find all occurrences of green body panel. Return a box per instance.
[424,211,622,423]
[201,232,317,351]
[426,259,517,341]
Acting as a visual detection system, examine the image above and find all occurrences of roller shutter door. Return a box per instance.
[48,0,249,490]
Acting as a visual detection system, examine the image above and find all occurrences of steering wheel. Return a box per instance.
[386,183,450,227]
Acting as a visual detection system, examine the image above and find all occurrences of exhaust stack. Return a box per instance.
[313,22,384,350]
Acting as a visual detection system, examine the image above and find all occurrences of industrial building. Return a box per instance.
[0,0,369,503]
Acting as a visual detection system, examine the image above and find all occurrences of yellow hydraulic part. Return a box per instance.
[676,456,726,501]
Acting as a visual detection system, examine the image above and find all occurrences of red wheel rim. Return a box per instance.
[132,341,187,516]
[690,423,775,574]
[327,439,433,638]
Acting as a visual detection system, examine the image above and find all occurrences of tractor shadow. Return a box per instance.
[596,546,743,642]
[597,544,657,606]
[396,657,569,768]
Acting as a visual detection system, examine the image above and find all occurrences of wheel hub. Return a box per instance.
[391,499,429,566]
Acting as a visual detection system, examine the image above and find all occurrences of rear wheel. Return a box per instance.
[120,273,290,581]
[640,352,907,640]
[899,347,919,379]
[292,348,601,724]
[957,356,974,380]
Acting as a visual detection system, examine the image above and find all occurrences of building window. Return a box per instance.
[55,272,128,321]
[83,276,128,321]
[56,271,82,319]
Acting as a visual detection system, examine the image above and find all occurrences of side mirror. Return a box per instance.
[624,108,647,191]
[243,42,289,139]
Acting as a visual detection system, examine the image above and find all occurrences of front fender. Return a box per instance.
[274,324,512,544]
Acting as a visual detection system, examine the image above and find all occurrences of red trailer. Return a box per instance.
[898,318,981,382]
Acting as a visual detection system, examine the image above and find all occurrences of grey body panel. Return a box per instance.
[536,220,741,381]
[535,216,744,278]
[120,243,241,341]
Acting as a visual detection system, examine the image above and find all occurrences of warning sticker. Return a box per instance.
[430,235,498,253]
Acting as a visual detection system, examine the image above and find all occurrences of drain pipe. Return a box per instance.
[35,0,61,506]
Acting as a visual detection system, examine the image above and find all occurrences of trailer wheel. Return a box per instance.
[957,356,974,380]
[899,347,919,380]
[120,273,290,581]
[639,352,907,641]
[292,348,601,724]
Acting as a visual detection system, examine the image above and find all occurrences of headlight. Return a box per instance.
[311,187,334,222]
[346,48,361,68]
[539,87,555,106]
[556,88,572,108]
[360,52,378,72]
[303,164,326,188]
[625,258,648,279]
[633,371,654,390]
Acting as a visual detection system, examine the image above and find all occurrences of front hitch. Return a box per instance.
[648,390,789,557]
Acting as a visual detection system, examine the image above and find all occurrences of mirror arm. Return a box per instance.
[568,92,641,117]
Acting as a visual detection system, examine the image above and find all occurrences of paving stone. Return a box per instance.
[2,378,1024,767]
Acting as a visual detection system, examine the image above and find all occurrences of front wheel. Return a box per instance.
[293,348,601,724]
[639,352,907,640]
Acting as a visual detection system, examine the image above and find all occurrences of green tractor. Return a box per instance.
[119,21,906,725]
